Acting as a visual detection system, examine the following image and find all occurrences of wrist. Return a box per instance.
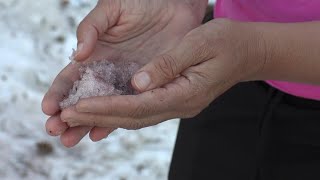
[212,20,269,83]
[237,22,272,82]
[236,21,320,85]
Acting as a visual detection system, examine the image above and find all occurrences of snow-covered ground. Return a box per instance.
[0,0,185,179]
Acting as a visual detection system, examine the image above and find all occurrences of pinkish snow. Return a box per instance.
[59,60,141,109]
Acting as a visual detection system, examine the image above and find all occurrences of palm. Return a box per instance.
[42,0,203,147]
[83,1,199,64]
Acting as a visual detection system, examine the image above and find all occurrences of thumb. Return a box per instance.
[132,31,210,92]
[74,1,118,62]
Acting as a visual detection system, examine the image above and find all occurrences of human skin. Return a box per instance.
[42,0,208,147]
[60,19,320,130]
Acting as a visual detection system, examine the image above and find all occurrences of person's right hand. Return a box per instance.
[42,0,208,147]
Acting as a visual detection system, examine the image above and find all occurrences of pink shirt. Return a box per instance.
[215,0,320,100]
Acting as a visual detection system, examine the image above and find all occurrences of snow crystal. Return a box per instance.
[59,60,141,109]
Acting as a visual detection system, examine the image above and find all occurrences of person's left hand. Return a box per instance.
[60,19,267,130]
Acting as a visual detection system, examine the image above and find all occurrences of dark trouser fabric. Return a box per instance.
[169,81,320,180]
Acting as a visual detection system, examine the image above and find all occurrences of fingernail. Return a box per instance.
[134,71,151,90]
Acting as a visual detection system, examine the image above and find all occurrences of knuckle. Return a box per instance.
[129,103,150,118]
[184,29,209,47]
[60,109,74,121]
[155,54,178,80]
[184,31,212,62]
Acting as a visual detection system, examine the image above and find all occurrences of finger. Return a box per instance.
[62,109,126,128]
[75,89,176,117]
[42,63,80,115]
[63,111,175,130]
[89,127,116,142]
[76,95,144,116]
[132,28,212,92]
[75,0,119,61]
[60,126,92,148]
[63,80,199,129]
[45,115,69,136]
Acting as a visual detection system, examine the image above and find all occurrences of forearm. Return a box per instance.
[251,21,320,85]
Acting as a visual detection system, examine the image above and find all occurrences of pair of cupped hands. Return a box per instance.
[42,0,265,147]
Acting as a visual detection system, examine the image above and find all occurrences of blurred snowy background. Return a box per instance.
[0,0,214,180]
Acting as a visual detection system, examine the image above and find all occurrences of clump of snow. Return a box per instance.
[60,60,140,108]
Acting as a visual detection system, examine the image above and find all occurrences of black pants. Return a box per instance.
[169,81,320,180]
